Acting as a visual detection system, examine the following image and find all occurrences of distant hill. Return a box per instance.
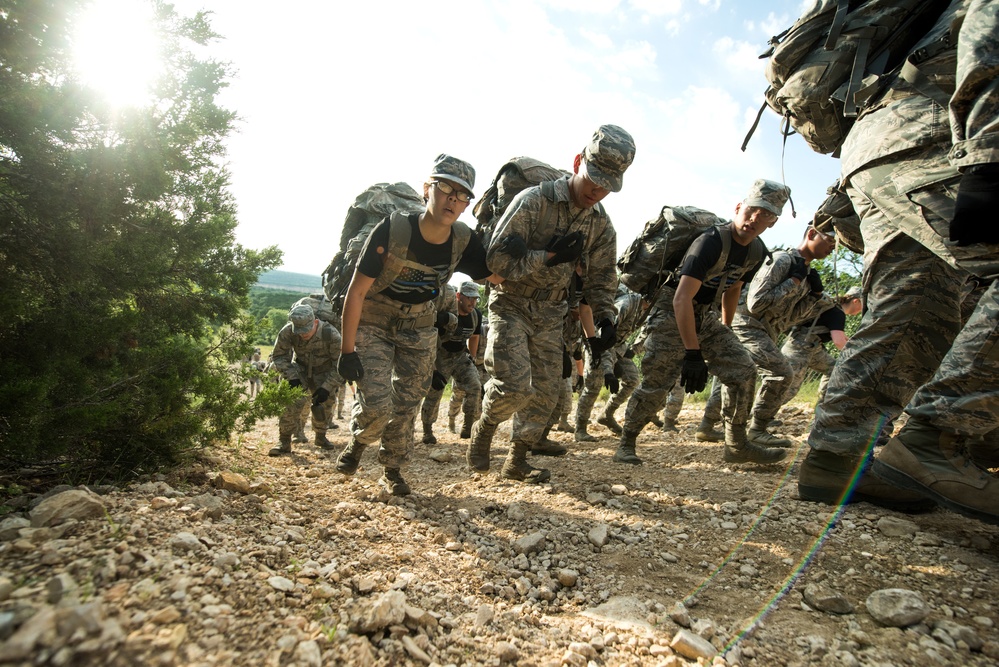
[255,270,322,294]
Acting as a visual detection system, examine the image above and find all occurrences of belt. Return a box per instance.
[359,308,435,332]
[497,282,569,302]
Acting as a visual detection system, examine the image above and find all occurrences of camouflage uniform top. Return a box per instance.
[735,248,822,340]
[271,321,341,392]
[841,0,997,177]
[487,175,618,322]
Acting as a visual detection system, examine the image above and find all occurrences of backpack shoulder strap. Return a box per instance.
[449,221,472,268]
[709,225,733,278]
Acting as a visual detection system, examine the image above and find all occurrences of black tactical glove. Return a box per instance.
[573,375,584,394]
[604,372,620,394]
[431,370,447,391]
[679,349,708,394]
[788,255,808,282]
[586,318,617,366]
[497,233,528,259]
[544,231,585,267]
[312,387,330,405]
[951,164,999,246]
[288,378,303,389]
[806,268,824,295]
[337,351,364,383]
[562,348,572,379]
[623,347,635,359]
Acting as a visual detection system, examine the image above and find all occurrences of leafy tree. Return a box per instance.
[0,1,283,481]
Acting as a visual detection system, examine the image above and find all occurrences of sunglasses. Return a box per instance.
[431,180,473,203]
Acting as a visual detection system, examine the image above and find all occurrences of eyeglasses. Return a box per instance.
[431,180,473,203]
[749,207,778,226]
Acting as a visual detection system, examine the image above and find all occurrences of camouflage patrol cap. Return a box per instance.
[459,281,480,298]
[582,124,636,192]
[289,304,316,335]
[844,286,862,300]
[430,154,476,197]
[744,179,791,217]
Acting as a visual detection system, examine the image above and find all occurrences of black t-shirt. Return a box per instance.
[814,305,847,343]
[442,309,482,352]
[357,214,490,304]
[675,227,761,305]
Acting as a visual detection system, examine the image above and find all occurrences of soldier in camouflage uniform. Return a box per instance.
[781,287,862,407]
[800,0,999,523]
[614,180,793,466]
[731,224,838,446]
[421,282,484,443]
[270,304,342,456]
[592,285,649,435]
[468,125,635,484]
[449,319,488,433]
[290,294,346,443]
[334,155,496,496]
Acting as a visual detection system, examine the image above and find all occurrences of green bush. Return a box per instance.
[0,2,285,481]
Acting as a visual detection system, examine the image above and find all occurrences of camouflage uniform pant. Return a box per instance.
[808,146,999,455]
[481,295,567,446]
[781,333,833,406]
[733,324,793,426]
[553,376,572,426]
[351,323,436,468]
[577,349,640,425]
[278,370,338,439]
[421,349,482,429]
[621,306,754,436]
[604,353,640,417]
[663,383,685,422]
[576,347,606,428]
[449,365,487,426]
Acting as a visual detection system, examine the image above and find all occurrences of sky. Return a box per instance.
[82,0,841,283]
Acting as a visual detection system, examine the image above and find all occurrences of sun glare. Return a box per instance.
[71,0,162,108]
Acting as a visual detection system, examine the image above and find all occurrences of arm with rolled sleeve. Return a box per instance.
[271,325,299,382]
[948,0,999,169]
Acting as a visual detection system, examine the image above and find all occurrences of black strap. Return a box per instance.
[741,97,770,152]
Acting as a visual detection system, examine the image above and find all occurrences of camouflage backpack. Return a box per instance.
[617,206,766,301]
[472,157,570,246]
[742,0,951,156]
[321,182,471,316]
[293,294,339,326]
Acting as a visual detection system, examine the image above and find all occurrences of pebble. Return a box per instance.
[670,629,717,660]
[803,583,855,615]
[588,524,610,548]
[866,589,929,627]
[267,576,295,593]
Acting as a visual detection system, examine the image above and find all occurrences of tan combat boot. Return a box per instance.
[872,419,999,523]
[466,419,496,472]
[336,440,367,475]
[501,442,551,484]
[724,424,787,464]
[612,431,642,465]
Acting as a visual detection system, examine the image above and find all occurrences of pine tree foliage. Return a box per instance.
[0,1,282,480]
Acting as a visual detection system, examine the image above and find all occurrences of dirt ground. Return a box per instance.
[2,396,999,666]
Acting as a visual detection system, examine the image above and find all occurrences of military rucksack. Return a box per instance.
[617,206,766,301]
[472,157,569,246]
[321,182,471,316]
[742,0,951,156]
[293,294,338,327]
